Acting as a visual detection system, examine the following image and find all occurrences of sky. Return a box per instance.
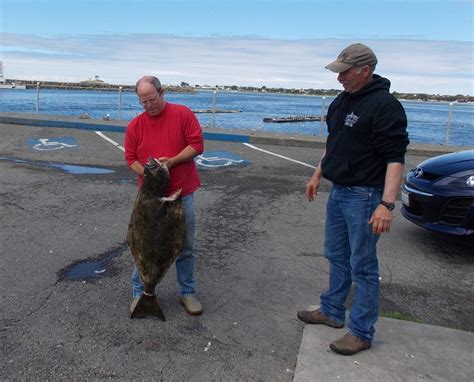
[1,0,473,95]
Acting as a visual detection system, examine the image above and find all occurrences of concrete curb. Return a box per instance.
[295,307,474,382]
[0,112,471,156]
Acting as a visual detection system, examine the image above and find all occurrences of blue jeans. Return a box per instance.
[320,184,382,343]
[131,193,197,298]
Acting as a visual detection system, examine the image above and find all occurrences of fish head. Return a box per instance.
[142,157,170,197]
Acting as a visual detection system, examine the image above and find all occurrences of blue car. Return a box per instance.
[401,150,474,235]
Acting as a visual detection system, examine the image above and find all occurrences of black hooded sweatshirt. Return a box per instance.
[321,74,409,186]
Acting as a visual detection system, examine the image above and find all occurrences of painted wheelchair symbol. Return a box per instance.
[195,151,250,168]
[32,138,78,151]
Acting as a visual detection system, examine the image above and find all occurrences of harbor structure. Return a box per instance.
[0,62,26,89]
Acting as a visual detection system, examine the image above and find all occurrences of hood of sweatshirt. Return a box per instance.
[349,74,391,99]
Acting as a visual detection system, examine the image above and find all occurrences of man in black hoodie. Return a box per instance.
[297,43,409,355]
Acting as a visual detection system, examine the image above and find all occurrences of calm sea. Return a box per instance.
[0,88,472,147]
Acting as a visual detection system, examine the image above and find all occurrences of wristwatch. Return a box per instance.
[380,200,395,211]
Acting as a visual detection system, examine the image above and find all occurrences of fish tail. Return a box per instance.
[130,293,166,321]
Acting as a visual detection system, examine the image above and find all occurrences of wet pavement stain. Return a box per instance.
[0,156,115,174]
[58,242,128,282]
[50,163,114,174]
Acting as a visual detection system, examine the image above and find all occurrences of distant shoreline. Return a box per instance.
[3,79,472,103]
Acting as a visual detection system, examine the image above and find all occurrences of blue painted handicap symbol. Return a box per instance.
[195,150,251,169]
[28,137,78,151]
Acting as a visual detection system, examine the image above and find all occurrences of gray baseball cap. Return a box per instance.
[326,43,378,73]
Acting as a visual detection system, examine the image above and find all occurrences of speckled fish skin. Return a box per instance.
[127,158,186,320]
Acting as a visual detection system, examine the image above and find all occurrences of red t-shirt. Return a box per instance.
[124,102,204,196]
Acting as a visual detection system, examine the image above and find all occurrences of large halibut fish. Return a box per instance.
[127,158,186,320]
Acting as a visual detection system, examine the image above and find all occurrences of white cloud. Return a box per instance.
[1,33,473,95]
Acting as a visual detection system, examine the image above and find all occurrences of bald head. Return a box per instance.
[135,76,162,94]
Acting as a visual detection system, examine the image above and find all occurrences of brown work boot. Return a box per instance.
[179,295,203,316]
[297,308,344,328]
[330,332,371,355]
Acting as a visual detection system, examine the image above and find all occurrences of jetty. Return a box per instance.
[263,115,326,123]
[193,109,241,114]
[0,77,195,93]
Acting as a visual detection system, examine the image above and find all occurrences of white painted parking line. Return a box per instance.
[94,131,315,170]
[243,143,315,169]
[95,131,125,152]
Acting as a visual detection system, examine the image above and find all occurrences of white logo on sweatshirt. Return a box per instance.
[344,112,359,127]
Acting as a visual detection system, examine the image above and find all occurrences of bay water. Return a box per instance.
[0,88,472,147]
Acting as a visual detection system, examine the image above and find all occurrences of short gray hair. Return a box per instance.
[354,65,376,75]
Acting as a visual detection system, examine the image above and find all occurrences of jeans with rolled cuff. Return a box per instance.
[320,184,382,343]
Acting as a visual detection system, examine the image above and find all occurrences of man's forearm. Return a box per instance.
[130,160,144,176]
[382,162,405,203]
[313,149,326,179]
[175,146,199,164]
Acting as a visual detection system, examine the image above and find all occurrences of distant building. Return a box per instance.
[0,62,5,84]
[0,61,26,89]
[79,75,108,86]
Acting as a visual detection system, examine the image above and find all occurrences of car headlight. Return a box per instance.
[434,172,474,187]
[467,175,474,187]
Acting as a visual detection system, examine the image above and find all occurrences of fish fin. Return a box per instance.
[130,294,166,321]
[159,188,182,202]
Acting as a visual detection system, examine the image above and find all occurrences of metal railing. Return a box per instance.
[445,102,454,145]
[29,85,462,145]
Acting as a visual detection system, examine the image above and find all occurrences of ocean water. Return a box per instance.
[0,88,472,147]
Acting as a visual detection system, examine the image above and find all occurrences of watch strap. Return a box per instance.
[380,200,395,211]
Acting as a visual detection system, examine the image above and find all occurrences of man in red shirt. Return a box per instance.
[124,76,204,316]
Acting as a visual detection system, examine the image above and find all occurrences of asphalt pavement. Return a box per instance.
[0,112,473,381]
